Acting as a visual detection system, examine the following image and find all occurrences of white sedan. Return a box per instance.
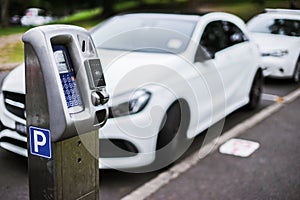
[0,13,263,171]
[20,8,53,26]
[247,8,300,82]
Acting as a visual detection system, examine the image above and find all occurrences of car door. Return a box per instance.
[196,21,229,122]
[198,20,253,115]
[216,20,254,111]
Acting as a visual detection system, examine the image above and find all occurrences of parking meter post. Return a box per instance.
[23,25,108,200]
[53,132,99,200]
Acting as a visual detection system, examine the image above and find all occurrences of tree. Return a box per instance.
[101,0,115,18]
[289,0,298,9]
[188,0,198,10]
[0,0,9,27]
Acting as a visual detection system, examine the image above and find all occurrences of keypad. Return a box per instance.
[60,73,82,108]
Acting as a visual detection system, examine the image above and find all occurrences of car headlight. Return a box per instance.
[262,49,289,57]
[109,89,151,118]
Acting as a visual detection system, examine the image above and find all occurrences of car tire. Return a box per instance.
[246,70,263,110]
[292,59,300,83]
[0,121,4,132]
[153,100,191,170]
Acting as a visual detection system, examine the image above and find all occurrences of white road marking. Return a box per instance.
[261,93,282,102]
[121,88,300,200]
[219,138,260,157]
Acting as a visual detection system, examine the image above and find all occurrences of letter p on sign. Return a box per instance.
[29,126,52,159]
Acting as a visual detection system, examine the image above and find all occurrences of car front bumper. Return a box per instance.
[261,56,295,78]
[0,129,27,156]
[99,109,162,169]
[0,93,162,170]
[0,90,27,156]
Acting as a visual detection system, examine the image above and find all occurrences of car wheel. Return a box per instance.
[292,59,300,83]
[246,70,263,110]
[154,100,191,170]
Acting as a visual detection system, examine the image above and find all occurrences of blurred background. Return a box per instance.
[0,0,298,28]
[0,0,298,68]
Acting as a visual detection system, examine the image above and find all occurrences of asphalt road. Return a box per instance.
[0,70,299,200]
[146,92,300,200]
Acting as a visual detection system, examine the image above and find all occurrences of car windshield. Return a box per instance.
[249,17,300,37]
[91,15,197,54]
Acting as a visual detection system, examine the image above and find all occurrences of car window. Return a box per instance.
[221,21,248,47]
[200,21,227,58]
[269,19,300,36]
[91,16,197,54]
[199,20,248,60]
[249,17,300,37]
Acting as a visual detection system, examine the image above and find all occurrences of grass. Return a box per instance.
[0,39,23,65]
[8,41,24,64]
[0,26,30,37]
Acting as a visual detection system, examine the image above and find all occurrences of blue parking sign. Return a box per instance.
[29,126,52,159]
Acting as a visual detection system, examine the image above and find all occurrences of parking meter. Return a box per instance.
[23,25,109,200]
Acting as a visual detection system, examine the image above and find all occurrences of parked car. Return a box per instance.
[20,8,53,26]
[0,13,263,171]
[247,8,300,82]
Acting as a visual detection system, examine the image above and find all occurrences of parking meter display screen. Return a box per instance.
[52,45,83,110]
[88,59,106,87]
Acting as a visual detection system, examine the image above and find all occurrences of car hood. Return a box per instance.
[250,32,299,52]
[97,49,187,96]
[2,64,25,94]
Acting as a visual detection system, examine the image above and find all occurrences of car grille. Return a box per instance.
[0,136,27,149]
[3,91,26,120]
[100,139,138,158]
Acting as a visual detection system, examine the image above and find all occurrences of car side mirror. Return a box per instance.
[194,45,212,63]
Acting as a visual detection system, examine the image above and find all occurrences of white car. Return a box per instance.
[247,8,300,82]
[20,8,53,26]
[0,13,263,171]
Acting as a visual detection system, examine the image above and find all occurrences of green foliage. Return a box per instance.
[53,8,102,28]
[114,1,140,12]
[0,26,29,37]
[55,8,101,24]
[143,0,187,4]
